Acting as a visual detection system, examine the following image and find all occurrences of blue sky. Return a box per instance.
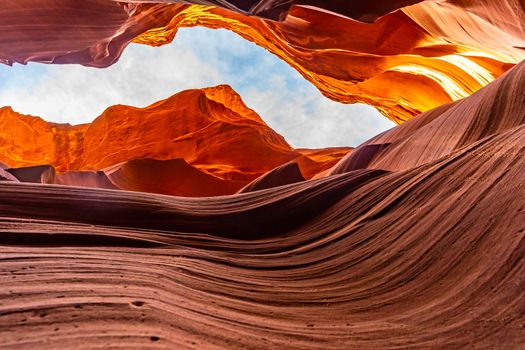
[0,27,394,148]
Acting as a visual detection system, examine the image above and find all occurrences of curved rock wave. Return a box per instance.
[0,84,350,196]
[1,2,525,348]
[331,59,525,174]
[1,1,523,122]
[0,123,524,348]
[0,40,524,349]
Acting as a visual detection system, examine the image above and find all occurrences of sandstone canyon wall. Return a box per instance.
[0,0,524,349]
[1,1,523,122]
[0,84,350,196]
[0,61,524,347]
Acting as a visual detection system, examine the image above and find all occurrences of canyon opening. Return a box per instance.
[0,1,524,349]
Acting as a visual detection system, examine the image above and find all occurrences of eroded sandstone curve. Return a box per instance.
[1,12,525,348]
[1,98,524,348]
[1,1,524,122]
[330,59,525,174]
[0,84,350,196]
[0,85,296,178]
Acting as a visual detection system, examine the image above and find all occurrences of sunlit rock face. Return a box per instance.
[330,59,525,174]
[1,1,525,349]
[1,0,523,122]
[0,85,295,174]
[0,85,351,196]
[131,1,524,123]
[78,84,298,180]
[1,61,525,348]
[0,107,88,169]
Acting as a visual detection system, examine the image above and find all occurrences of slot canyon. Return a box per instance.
[0,1,524,349]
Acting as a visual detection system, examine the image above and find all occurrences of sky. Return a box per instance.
[0,27,395,148]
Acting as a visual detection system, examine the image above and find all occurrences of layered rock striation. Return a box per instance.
[1,1,523,122]
[0,60,524,348]
[1,1,525,348]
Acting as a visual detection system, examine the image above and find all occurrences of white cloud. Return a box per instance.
[0,35,224,124]
[0,27,394,147]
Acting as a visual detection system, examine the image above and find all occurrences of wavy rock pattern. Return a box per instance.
[331,59,525,174]
[1,39,524,350]
[0,169,17,182]
[0,85,349,196]
[122,0,423,21]
[1,120,524,348]
[131,2,524,122]
[53,170,119,191]
[103,158,246,196]
[238,161,305,193]
[1,1,524,122]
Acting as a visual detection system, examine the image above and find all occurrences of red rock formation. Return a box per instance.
[0,61,524,347]
[52,170,119,191]
[1,1,525,348]
[1,1,523,122]
[104,158,246,196]
[238,161,305,193]
[0,162,16,181]
[330,59,525,174]
[5,165,55,184]
[0,168,17,182]
[0,85,349,196]
[134,1,525,122]
[130,0,423,21]
[5,159,246,197]
[295,147,352,178]
[0,107,87,170]
[0,85,298,179]
[80,85,298,180]
[0,1,168,67]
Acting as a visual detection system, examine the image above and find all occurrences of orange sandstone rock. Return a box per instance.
[104,158,245,197]
[129,1,524,122]
[79,85,298,180]
[0,1,523,123]
[0,85,298,181]
[0,84,349,195]
[0,107,87,171]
